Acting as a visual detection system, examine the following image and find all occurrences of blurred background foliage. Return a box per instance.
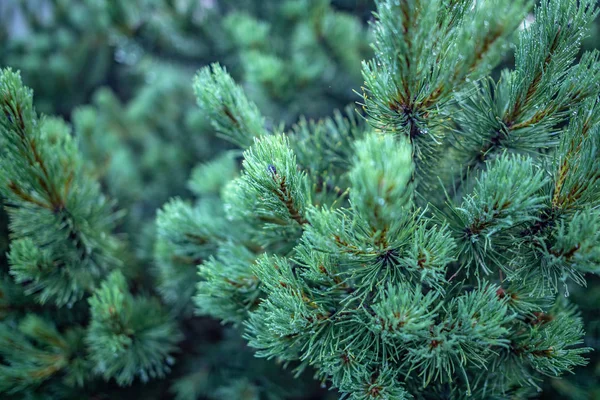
[0,0,599,399]
[0,0,375,272]
[0,1,373,399]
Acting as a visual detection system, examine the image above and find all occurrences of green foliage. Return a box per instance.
[348,133,413,230]
[449,154,549,273]
[233,134,311,232]
[0,69,180,398]
[188,152,238,197]
[361,0,529,186]
[452,0,600,170]
[195,243,260,325]
[72,66,221,225]
[87,271,182,386]
[0,0,120,116]
[155,197,224,314]
[3,0,600,398]
[0,0,373,398]
[0,315,90,393]
[0,69,122,306]
[184,0,600,398]
[194,63,267,148]
[217,0,371,122]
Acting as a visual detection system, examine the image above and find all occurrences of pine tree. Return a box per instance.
[183,0,600,398]
[0,68,183,398]
[3,0,600,398]
[0,0,133,117]
[1,1,372,398]
[1,0,372,120]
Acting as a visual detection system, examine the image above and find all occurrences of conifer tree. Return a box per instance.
[0,60,329,400]
[1,0,371,121]
[0,68,181,398]
[3,0,600,398]
[180,0,600,398]
[0,0,131,117]
[1,1,372,398]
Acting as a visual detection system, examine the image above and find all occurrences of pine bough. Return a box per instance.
[174,0,600,398]
[0,69,181,395]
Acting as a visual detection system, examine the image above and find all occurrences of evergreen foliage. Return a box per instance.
[0,70,122,306]
[0,68,181,398]
[1,0,371,121]
[182,0,600,398]
[1,0,600,398]
[1,1,372,398]
[87,271,181,386]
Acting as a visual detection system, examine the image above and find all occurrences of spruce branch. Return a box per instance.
[226,134,312,239]
[546,209,600,275]
[170,0,600,397]
[0,315,89,393]
[450,154,548,274]
[502,98,600,294]
[196,244,261,326]
[155,198,224,314]
[349,133,413,234]
[506,299,591,384]
[552,98,600,211]
[288,106,369,208]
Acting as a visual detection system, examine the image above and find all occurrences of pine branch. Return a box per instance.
[361,0,528,189]
[0,68,122,306]
[453,0,600,170]
[87,271,182,386]
[194,64,267,148]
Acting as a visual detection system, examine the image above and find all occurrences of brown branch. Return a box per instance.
[550,244,581,261]
[8,181,52,210]
[3,94,65,210]
[184,233,208,245]
[552,114,594,208]
[274,175,308,226]
[510,106,554,130]
[505,26,562,126]
[223,105,239,128]
[28,357,65,380]
[467,28,504,75]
